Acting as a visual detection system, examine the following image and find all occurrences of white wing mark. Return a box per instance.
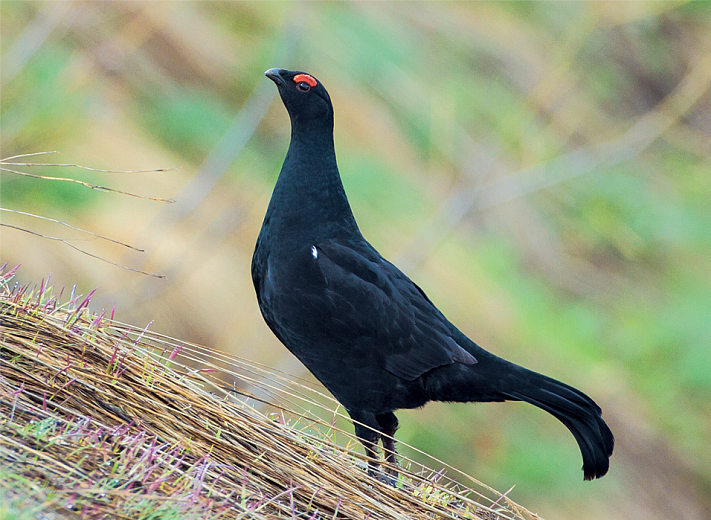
[311,245,318,259]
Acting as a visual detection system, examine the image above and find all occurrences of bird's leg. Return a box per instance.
[376,412,400,480]
[351,412,397,485]
[353,419,381,475]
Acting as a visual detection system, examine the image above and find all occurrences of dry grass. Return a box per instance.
[0,265,541,520]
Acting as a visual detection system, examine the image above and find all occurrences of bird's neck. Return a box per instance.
[265,118,359,239]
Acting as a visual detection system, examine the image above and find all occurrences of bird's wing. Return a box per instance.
[313,240,477,380]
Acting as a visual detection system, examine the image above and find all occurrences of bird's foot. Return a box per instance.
[368,465,398,487]
[383,462,400,480]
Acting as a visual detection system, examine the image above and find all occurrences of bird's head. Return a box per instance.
[265,68,333,122]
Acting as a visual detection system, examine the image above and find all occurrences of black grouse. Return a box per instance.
[252,68,614,482]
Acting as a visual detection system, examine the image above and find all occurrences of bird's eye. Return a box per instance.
[293,73,317,91]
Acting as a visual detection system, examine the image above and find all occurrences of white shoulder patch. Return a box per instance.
[311,245,318,259]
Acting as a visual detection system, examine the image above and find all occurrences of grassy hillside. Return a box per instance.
[0,268,537,520]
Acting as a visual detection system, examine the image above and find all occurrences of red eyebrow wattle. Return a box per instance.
[293,74,317,87]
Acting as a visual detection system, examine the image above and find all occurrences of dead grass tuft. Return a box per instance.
[0,265,541,520]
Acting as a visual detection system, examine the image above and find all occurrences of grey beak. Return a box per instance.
[265,68,285,86]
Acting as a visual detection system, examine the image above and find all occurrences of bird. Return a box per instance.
[252,68,614,483]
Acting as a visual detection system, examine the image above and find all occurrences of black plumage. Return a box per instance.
[252,68,614,482]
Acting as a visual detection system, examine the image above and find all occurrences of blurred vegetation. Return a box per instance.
[1,2,710,520]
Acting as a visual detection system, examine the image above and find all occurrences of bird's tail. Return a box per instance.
[500,369,614,480]
[427,356,614,479]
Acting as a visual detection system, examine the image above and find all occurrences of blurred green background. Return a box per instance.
[2,2,710,519]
